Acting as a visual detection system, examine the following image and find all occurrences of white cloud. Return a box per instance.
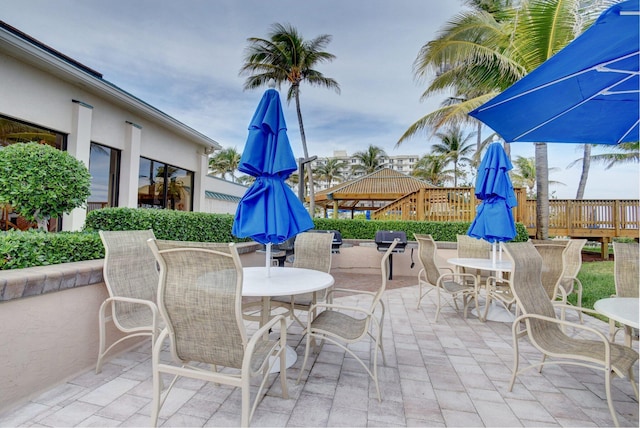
[1,0,637,199]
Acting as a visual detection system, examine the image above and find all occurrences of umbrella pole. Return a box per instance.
[266,243,271,277]
[492,242,497,266]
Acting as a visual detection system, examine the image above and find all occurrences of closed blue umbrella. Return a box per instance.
[232,86,313,272]
[468,142,517,261]
[469,0,639,144]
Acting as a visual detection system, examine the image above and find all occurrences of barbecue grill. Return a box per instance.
[375,231,407,279]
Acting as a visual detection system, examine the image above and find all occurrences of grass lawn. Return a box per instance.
[573,260,615,321]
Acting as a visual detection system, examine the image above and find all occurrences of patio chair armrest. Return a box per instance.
[245,314,287,371]
[327,288,376,299]
[439,266,454,274]
[103,296,160,320]
[513,312,611,345]
[309,302,372,317]
[438,272,478,288]
[549,303,600,317]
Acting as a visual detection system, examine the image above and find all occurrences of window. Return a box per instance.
[88,143,120,212]
[138,157,193,211]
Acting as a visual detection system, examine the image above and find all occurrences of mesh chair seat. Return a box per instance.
[310,310,369,341]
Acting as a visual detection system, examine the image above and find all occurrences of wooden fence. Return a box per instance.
[372,187,639,258]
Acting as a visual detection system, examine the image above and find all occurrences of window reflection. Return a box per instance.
[138,157,192,211]
[88,143,120,212]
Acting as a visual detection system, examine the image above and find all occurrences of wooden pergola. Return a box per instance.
[310,168,434,218]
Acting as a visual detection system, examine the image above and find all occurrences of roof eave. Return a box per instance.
[0,24,221,151]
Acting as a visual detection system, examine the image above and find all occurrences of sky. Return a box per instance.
[1,0,637,199]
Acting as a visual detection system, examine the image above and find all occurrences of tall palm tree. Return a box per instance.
[240,23,340,216]
[400,0,614,238]
[431,125,475,187]
[411,154,454,186]
[351,145,387,175]
[209,147,241,182]
[314,158,347,188]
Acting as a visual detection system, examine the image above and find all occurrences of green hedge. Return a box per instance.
[84,207,245,242]
[0,230,103,270]
[313,218,530,243]
[0,207,529,270]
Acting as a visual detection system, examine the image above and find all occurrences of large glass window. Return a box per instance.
[138,157,193,211]
[88,143,120,212]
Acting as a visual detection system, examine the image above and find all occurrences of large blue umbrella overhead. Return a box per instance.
[469,0,639,144]
[232,87,313,250]
[468,142,517,258]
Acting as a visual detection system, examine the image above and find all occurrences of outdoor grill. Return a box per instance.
[375,231,407,279]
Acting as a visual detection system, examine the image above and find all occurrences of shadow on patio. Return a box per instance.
[0,270,638,427]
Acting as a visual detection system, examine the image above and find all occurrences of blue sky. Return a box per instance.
[1,0,637,199]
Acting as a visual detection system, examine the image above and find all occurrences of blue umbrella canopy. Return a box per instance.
[468,142,517,243]
[232,88,313,245]
[469,0,639,144]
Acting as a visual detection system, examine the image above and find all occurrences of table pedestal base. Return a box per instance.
[472,303,515,323]
[269,345,297,374]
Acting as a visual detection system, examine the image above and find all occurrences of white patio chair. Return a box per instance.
[147,240,288,427]
[96,229,161,374]
[296,239,399,401]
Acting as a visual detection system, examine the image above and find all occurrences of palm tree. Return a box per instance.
[351,145,387,175]
[400,0,614,238]
[314,158,347,188]
[236,174,255,186]
[430,125,475,187]
[411,154,453,186]
[588,142,639,169]
[240,23,340,216]
[569,142,639,198]
[209,147,241,182]
[512,156,564,198]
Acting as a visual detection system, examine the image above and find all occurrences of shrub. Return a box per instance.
[0,230,103,270]
[0,142,91,230]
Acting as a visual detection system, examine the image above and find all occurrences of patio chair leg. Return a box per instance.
[605,369,620,427]
[296,332,313,384]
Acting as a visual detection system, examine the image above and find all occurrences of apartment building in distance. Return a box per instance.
[311,150,419,191]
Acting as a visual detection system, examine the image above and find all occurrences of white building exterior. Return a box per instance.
[0,21,235,231]
[203,176,247,215]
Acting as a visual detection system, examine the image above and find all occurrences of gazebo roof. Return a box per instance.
[311,167,434,211]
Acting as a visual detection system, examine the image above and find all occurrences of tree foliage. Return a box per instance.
[0,142,91,229]
[240,22,340,215]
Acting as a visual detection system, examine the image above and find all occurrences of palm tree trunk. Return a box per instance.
[575,144,591,199]
[535,143,549,239]
[294,87,315,216]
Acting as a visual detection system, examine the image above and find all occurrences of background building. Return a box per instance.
[0,21,244,230]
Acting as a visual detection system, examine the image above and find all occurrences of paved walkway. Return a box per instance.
[0,273,638,427]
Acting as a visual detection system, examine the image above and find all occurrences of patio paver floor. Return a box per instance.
[0,270,637,427]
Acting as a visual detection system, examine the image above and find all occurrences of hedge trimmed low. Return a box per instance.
[0,207,529,270]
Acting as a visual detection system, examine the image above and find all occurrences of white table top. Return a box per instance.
[242,266,334,297]
[594,297,639,329]
[447,257,512,272]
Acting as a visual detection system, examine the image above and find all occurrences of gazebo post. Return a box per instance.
[333,200,339,219]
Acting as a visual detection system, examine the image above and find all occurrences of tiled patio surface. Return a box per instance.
[0,271,638,427]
